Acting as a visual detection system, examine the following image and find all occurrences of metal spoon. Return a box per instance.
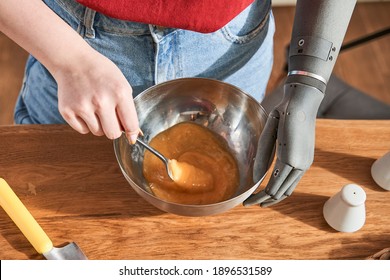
[135,138,174,181]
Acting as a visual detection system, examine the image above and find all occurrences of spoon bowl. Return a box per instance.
[135,138,174,180]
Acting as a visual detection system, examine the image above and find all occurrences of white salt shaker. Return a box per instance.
[323,184,366,232]
[371,151,390,191]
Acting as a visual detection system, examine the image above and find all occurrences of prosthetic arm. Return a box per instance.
[244,0,357,207]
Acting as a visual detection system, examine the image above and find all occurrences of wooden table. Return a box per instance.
[0,120,389,260]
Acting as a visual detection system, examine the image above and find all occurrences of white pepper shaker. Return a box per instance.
[371,151,390,191]
[323,184,366,233]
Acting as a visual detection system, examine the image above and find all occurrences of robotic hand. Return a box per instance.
[244,0,357,207]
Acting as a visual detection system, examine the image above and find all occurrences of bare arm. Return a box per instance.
[0,0,140,142]
[0,0,90,73]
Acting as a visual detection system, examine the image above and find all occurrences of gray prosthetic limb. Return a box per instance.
[244,0,357,207]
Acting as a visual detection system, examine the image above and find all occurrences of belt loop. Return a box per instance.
[83,8,96,38]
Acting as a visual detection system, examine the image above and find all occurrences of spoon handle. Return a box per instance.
[136,138,169,165]
[0,178,53,254]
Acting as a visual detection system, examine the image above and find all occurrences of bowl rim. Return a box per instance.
[134,77,269,117]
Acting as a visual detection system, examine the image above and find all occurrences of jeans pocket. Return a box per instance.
[221,0,271,44]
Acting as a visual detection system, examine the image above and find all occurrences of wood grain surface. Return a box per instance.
[0,121,389,260]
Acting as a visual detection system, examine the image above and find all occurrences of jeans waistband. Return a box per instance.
[50,0,152,36]
[48,0,271,37]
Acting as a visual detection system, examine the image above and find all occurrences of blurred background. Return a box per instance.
[0,0,389,125]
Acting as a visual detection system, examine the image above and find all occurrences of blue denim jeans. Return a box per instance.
[14,0,275,124]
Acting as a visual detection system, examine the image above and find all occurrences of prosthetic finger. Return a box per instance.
[286,173,304,196]
[260,195,288,208]
[273,169,303,200]
[243,160,293,206]
[260,171,304,207]
[243,190,271,206]
[253,110,279,182]
[264,159,293,197]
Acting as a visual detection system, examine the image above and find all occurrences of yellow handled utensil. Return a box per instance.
[0,178,87,260]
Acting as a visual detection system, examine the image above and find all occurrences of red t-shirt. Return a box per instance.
[77,0,255,33]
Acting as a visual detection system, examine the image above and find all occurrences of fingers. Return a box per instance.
[285,173,304,197]
[60,107,96,135]
[60,93,139,141]
[273,168,302,199]
[61,106,111,138]
[243,190,271,206]
[244,160,292,207]
[82,112,104,137]
[117,97,140,144]
[259,170,303,208]
[96,107,122,139]
[253,111,279,182]
[243,159,303,207]
[264,159,293,197]
[68,117,89,134]
[260,195,288,207]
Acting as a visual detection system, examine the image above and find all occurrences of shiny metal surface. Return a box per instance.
[288,70,327,84]
[113,78,269,216]
[43,242,88,260]
[135,138,174,180]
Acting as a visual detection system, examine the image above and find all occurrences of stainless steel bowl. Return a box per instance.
[113,78,269,216]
